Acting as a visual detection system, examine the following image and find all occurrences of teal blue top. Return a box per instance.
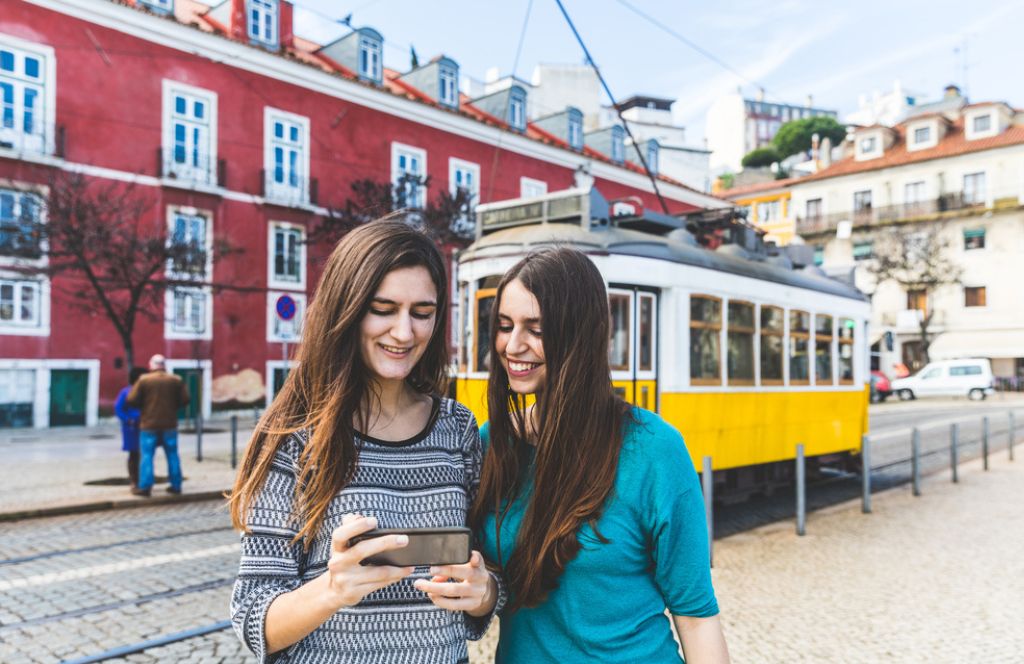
[479,408,718,663]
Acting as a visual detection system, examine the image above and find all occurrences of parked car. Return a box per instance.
[890,359,995,401]
[870,370,892,402]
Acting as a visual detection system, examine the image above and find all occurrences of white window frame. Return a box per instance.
[0,185,47,268]
[358,36,382,82]
[907,122,937,151]
[167,287,210,338]
[567,113,583,150]
[904,180,926,205]
[0,274,49,336]
[266,290,306,342]
[438,65,458,108]
[166,206,213,282]
[161,80,218,186]
[163,358,212,420]
[610,126,625,163]
[266,359,298,405]
[0,35,57,156]
[963,171,987,206]
[647,142,660,175]
[856,133,881,160]
[267,221,306,291]
[966,111,996,139]
[509,92,526,131]
[391,142,427,209]
[0,359,100,428]
[449,157,480,219]
[247,0,279,48]
[520,177,547,199]
[263,107,310,206]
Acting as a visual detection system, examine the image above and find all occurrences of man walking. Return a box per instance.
[127,354,190,496]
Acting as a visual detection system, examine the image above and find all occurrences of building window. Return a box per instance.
[963,172,986,206]
[610,126,625,164]
[812,245,824,266]
[964,286,986,307]
[815,314,834,385]
[140,0,174,11]
[852,240,873,261]
[858,135,877,155]
[760,305,784,384]
[756,200,780,224]
[0,368,35,427]
[853,190,872,219]
[0,39,51,155]
[168,210,209,278]
[907,289,927,312]
[449,158,480,231]
[972,114,991,134]
[638,294,655,372]
[163,81,217,184]
[609,292,631,372]
[171,288,207,334]
[963,228,985,250]
[264,109,310,205]
[0,278,41,327]
[520,177,547,199]
[508,90,526,131]
[439,65,458,107]
[567,111,583,150]
[727,301,755,385]
[247,0,278,47]
[391,143,426,209]
[647,142,660,175]
[789,310,810,385]
[690,295,721,384]
[358,36,382,83]
[269,223,305,289]
[838,318,854,384]
[912,126,931,145]
[0,189,43,259]
[806,198,822,220]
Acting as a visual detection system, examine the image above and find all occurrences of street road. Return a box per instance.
[0,396,1020,662]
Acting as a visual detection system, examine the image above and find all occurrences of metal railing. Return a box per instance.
[0,124,64,158]
[796,192,995,235]
[157,148,226,188]
[260,169,319,207]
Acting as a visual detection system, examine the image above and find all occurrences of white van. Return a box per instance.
[891,358,995,401]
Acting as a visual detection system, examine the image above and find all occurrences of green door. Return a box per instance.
[49,369,88,427]
[173,368,201,421]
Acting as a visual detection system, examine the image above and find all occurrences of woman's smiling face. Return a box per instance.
[359,265,438,386]
[495,279,546,395]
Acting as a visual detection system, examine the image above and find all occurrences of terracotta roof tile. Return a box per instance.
[720,177,800,198]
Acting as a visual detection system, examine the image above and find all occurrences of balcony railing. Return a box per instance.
[158,148,226,188]
[796,193,996,235]
[260,169,318,207]
[0,124,64,158]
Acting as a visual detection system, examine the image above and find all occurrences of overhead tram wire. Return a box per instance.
[552,0,670,214]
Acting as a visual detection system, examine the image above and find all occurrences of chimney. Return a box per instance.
[806,94,814,108]
[280,1,294,49]
[819,136,832,169]
[811,132,820,162]
[756,88,765,102]
[944,84,961,99]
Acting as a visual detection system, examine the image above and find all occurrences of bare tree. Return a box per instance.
[866,222,962,364]
[308,174,475,255]
[14,171,239,378]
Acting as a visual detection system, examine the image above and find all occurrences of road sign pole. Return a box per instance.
[861,434,871,514]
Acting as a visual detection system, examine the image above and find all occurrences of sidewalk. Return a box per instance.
[0,417,254,520]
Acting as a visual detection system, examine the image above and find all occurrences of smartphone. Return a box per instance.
[348,527,472,567]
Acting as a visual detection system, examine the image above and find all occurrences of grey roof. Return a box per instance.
[461,224,867,302]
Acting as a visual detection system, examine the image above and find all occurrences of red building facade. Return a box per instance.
[0,0,725,427]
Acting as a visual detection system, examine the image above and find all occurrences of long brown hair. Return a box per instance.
[470,248,631,608]
[229,221,450,544]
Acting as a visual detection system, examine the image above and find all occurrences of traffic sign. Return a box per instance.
[275,294,297,321]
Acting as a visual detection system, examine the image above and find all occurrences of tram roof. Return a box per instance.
[460,222,867,302]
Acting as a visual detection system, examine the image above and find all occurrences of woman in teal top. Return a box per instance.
[470,248,730,663]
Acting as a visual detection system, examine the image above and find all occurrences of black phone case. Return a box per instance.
[349,527,472,567]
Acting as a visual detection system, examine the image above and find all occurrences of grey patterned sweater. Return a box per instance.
[230,398,504,664]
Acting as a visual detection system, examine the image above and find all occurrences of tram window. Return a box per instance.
[639,295,654,372]
[839,318,855,384]
[815,314,834,385]
[458,284,470,372]
[789,310,810,385]
[609,293,631,371]
[475,292,494,372]
[727,301,755,385]
[760,305,784,384]
[690,295,721,384]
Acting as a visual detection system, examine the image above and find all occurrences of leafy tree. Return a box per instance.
[865,223,962,364]
[15,172,240,378]
[741,146,781,169]
[772,116,846,159]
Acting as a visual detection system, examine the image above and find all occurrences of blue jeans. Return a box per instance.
[139,429,183,491]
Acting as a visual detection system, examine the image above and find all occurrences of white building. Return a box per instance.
[706,90,837,174]
[791,100,1024,383]
[614,95,710,192]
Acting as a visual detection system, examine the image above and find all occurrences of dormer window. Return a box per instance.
[359,34,382,83]
[647,141,659,175]
[567,109,583,151]
[610,126,625,164]
[972,114,991,133]
[247,0,278,48]
[508,88,526,131]
[855,130,888,161]
[438,64,458,108]
[913,126,930,144]
[860,136,877,153]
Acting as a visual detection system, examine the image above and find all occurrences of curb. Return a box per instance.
[0,489,233,523]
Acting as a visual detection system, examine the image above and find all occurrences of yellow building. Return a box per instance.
[717,177,798,245]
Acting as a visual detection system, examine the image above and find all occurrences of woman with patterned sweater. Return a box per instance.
[229,221,502,663]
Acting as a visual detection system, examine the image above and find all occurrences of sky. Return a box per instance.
[293,0,1024,147]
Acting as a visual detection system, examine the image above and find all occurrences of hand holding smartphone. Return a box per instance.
[348,527,472,567]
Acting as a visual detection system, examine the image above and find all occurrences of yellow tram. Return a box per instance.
[454,187,871,490]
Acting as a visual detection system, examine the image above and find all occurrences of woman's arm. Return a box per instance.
[673,614,730,664]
